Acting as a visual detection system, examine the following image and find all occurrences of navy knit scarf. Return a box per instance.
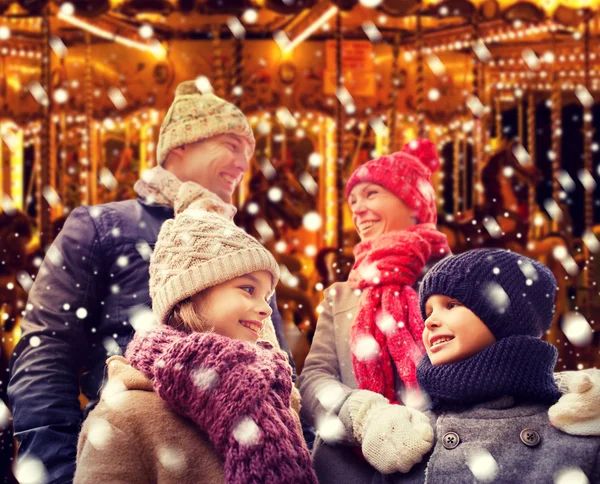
[416,336,561,410]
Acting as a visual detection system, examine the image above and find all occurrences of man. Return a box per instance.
[8,80,294,484]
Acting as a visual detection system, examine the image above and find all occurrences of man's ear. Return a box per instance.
[170,146,186,159]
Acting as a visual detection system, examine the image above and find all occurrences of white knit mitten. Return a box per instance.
[549,369,600,435]
[346,390,434,474]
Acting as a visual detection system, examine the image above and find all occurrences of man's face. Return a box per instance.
[172,134,252,203]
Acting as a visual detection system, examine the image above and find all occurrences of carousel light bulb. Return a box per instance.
[359,0,383,7]
[378,15,387,25]
[138,24,154,40]
[59,2,75,16]
[242,9,258,24]
[53,88,69,104]
[0,26,10,41]
[428,88,441,101]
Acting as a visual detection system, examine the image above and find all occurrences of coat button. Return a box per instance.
[442,431,460,449]
[520,429,541,447]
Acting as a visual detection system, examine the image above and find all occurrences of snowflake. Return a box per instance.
[87,417,113,450]
[316,415,346,444]
[232,417,262,446]
[466,448,499,482]
[560,312,593,347]
[29,336,41,348]
[76,307,88,319]
[17,271,34,292]
[13,455,48,484]
[316,382,346,411]
[303,212,322,232]
[102,336,121,356]
[190,367,218,391]
[482,282,510,314]
[352,335,380,362]
[158,446,186,473]
[102,379,128,410]
[128,306,157,335]
[553,466,589,484]
[376,312,396,336]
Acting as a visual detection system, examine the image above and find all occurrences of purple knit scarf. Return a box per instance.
[126,325,317,484]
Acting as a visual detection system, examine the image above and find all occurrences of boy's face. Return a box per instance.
[423,295,496,365]
[170,134,252,203]
[191,271,273,344]
[348,182,417,240]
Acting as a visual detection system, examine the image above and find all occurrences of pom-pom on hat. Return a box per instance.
[346,139,440,224]
[156,80,256,165]
[419,249,557,340]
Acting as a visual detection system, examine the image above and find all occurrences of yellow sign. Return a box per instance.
[324,40,376,98]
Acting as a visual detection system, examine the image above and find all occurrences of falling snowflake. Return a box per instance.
[102,379,128,410]
[227,16,245,39]
[13,455,48,484]
[561,312,593,347]
[482,282,510,314]
[279,264,299,288]
[195,76,214,94]
[417,179,435,202]
[513,144,532,167]
[544,199,564,222]
[99,168,118,191]
[0,399,11,431]
[577,169,597,192]
[42,186,61,208]
[76,307,88,319]
[16,271,34,292]
[255,218,275,242]
[102,336,121,356]
[303,212,322,232]
[158,446,186,473]
[107,87,127,110]
[353,335,380,362]
[128,305,157,335]
[376,312,396,336]
[62,303,70,310]
[299,172,318,195]
[575,85,594,108]
[232,417,262,446]
[518,260,538,281]
[89,206,102,218]
[362,21,382,42]
[116,255,129,268]
[557,170,576,193]
[582,230,600,253]
[190,366,219,391]
[259,158,277,180]
[466,448,499,483]
[316,382,346,411]
[316,415,346,444]
[369,116,388,137]
[554,466,589,484]
[46,245,64,266]
[87,417,113,450]
[276,107,297,129]
[29,336,41,348]
[267,187,283,202]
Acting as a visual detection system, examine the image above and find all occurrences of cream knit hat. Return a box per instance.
[150,182,280,324]
[156,80,256,165]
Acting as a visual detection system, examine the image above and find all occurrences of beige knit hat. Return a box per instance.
[156,80,256,165]
[150,182,280,325]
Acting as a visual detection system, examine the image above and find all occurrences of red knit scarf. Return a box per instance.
[347,224,451,402]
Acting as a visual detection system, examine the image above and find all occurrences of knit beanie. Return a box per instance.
[345,139,440,224]
[150,182,280,325]
[419,249,557,340]
[156,80,256,165]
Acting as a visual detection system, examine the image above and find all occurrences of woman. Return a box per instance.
[298,139,600,482]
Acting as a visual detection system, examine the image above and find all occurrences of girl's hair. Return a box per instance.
[166,291,214,334]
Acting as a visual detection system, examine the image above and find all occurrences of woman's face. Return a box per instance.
[191,271,273,344]
[348,182,417,240]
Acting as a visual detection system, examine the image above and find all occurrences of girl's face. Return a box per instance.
[191,270,273,344]
[422,295,496,365]
[348,182,417,240]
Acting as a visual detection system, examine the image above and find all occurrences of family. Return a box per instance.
[8,80,600,483]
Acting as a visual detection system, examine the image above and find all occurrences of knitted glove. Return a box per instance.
[346,390,434,474]
[549,369,600,435]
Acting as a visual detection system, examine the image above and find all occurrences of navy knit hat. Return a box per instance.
[419,249,557,340]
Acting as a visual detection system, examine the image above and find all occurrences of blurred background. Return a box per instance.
[0,0,599,478]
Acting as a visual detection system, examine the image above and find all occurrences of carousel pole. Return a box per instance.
[495,94,502,140]
[517,95,524,145]
[453,133,461,215]
[231,37,243,108]
[582,18,595,309]
[40,8,52,246]
[471,15,484,207]
[527,90,537,242]
[550,33,562,232]
[335,10,344,260]
[416,11,425,138]
[212,25,225,98]
[388,32,402,153]
[82,32,93,206]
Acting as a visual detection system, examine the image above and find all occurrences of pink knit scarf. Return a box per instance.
[126,326,317,484]
[347,224,451,402]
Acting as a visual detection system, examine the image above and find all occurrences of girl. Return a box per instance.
[75,182,316,484]
[298,139,600,482]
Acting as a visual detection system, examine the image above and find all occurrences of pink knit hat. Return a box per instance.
[346,139,440,224]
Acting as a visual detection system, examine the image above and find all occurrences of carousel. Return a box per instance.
[0,0,599,388]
